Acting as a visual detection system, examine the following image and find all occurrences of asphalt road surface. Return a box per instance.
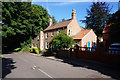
[2,52,119,79]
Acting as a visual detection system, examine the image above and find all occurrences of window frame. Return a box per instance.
[46,33,48,39]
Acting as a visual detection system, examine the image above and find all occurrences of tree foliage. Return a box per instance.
[108,10,120,43]
[50,16,57,24]
[82,2,111,37]
[49,31,74,50]
[2,2,50,52]
[61,18,65,22]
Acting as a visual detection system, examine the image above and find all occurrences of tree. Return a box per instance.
[81,2,111,37]
[49,31,74,50]
[61,18,65,22]
[50,16,57,24]
[2,2,50,52]
[108,10,120,43]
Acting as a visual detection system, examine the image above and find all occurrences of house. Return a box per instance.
[102,23,113,50]
[31,9,97,50]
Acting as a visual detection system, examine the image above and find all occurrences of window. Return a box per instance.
[46,33,48,38]
[38,35,40,40]
[41,35,43,39]
[46,42,49,49]
[32,44,34,47]
[36,44,38,48]
[68,29,70,35]
[57,30,61,34]
[70,25,72,27]
[51,32,54,37]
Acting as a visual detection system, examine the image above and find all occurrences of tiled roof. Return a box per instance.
[73,29,91,39]
[44,19,72,31]
[102,23,113,33]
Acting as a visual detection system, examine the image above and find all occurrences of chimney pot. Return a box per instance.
[72,9,76,20]
[49,18,52,26]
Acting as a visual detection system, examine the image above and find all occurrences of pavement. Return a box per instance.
[2,52,120,79]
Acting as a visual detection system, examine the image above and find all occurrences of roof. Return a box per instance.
[102,23,114,33]
[44,19,72,31]
[73,29,91,39]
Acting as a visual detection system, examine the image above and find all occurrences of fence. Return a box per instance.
[70,46,120,66]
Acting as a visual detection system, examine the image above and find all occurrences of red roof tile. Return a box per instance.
[73,29,91,39]
[44,19,72,31]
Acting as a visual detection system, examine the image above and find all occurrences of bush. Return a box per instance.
[49,31,74,50]
[29,47,39,54]
[42,49,47,53]
[14,48,21,52]
[0,54,2,58]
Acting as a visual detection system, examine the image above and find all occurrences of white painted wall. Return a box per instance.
[81,30,97,47]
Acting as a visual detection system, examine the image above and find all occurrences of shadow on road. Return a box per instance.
[2,57,16,78]
[57,57,120,79]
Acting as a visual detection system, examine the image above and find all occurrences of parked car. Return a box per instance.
[109,43,120,54]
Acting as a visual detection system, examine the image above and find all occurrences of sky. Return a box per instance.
[32,2,119,28]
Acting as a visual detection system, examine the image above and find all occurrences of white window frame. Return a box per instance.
[32,44,34,47]
[51,32,54,37]
[41,35,43,39]
[46,33,48,39]
[70,25,72,27]
[36,44,38,48]
[68,29,70,35]
[45,42,48,49]
[38,35,40,40]
[57,30,61,35]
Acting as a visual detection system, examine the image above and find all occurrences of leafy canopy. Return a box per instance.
[81,2,111,37]
[2,2,50,52]
[109,10,120,43]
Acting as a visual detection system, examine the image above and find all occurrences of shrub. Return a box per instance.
[49,31,74,50]
[39,49,42,52]
[29,47,39,54]
[0,54,2,58]
[14,48,21,52]
[42,49,47,52]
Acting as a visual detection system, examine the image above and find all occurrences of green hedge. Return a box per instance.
[29,47,39,54]
[14,48,21,52]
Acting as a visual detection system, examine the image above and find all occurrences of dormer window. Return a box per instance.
[46,33,48,38]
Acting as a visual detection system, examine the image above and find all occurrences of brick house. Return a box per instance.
[102,23,113,51]
[31,9,97,50]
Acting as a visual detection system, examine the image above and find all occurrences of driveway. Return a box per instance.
[2,52,120,79]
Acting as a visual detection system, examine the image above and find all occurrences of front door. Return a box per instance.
[88,41,91,51]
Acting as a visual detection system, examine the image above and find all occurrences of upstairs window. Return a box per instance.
[46,33,48,39]
[68,29,70,35]
[57,30,61,35]
[51,32,54,37]
[38,35,40,40]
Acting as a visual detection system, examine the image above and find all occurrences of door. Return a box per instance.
[88,41,91,51]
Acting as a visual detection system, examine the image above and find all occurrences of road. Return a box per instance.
[2,52,120,79]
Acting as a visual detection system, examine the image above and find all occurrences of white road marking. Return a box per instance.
[33,65,55,80]
[38,69,53,78]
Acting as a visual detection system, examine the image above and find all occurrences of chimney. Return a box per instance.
[49,18,52,26]
[72,9,76,20]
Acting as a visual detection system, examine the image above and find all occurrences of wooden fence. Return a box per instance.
[70,46,120,66]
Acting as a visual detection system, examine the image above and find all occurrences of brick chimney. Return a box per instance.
[49,18,52,26]
[72,9,76,20]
